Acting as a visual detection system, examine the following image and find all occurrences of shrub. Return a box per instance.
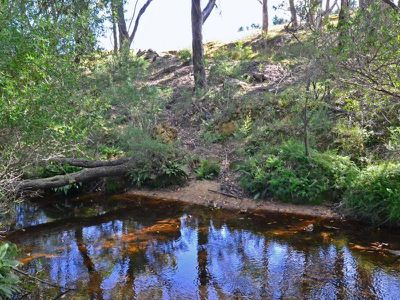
[118,127,188,188]
[208,60,243,81]
[207,42,257,82]
[343,162,400,225]
[0,243,19,299]
[35,164,82,178]
[196,159,220,180]
[238,141,358,204]
[177,49,192,62]
[334,122,369,159]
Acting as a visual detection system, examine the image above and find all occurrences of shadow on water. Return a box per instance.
[7,194,400,299]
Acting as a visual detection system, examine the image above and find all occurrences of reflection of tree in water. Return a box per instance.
[16,209,400,299]
[75,228,104,300]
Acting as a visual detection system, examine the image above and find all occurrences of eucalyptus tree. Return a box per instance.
[191,0,217,90]
[113,0,154,51]
[255,0,268,34]
[289,0,298,28]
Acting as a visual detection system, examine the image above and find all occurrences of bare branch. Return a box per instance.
[202,0,216,24]
[128,0,140,32]
[129,0,154,45]
[381,0,400,11]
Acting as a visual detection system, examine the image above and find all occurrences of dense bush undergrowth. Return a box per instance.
[238,141,358,204]
[118,128,188,188]
[238,140,400,225]
[343,163,400,225]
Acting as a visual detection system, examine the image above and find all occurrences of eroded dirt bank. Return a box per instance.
[127,180,341,220]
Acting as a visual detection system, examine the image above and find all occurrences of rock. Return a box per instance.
[223,78,249,90]
[137,49,159,62]
[303,224,314,232]
[246,71,267,83]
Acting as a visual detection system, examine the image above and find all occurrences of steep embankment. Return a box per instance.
[124,33,344,220]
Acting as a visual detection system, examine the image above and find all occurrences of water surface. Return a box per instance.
[8,194,400,299]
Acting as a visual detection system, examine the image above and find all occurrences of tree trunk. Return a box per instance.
[191,0,207,90]
[116,0,129,50]
[112,20,118,54]
[304,81,311,157]
[115,0,153,51]
[339,0,350,23]
[326,0,331,11]
[15,158,131,192]
[111,0,119,54]
[289,0,298,28]
[262,0,268,34]
[307,0,316,27]
[323,0,331,24]
[338,0,350,48]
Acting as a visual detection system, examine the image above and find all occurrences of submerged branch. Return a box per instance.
[12,267,75,291]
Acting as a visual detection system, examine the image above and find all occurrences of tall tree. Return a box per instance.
[111,0,119,53]
[115,0,154,50]
[289,0,298,28]
[338,0,350,48]
[191,0,217,90]
[359,0,400,10]
[338,0,350,25]
[262,0,268,34]
[256,0,269,33]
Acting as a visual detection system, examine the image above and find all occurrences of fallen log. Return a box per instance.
[16,158,132,192]
[47,157,130,168]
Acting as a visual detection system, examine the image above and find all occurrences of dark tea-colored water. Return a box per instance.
[7,194,400,299]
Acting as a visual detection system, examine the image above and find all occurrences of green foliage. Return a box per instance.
[208,60,244,81]
[53,183,83,196]
[196,159,220,180]
[177,49,192,62]
[343,163,400,225]
[207,42,258,82]
[272,16,286,25]
[215,42,258,61]
[35,164,82,179]
[118,128,188,188]
[0,2,110,161]
[98,145,124,160]
[386,127,400,152]
[334,122,369,159]
[238,141,358,203]
[92,54,171,131]
[0,243,19,299]
[238,113,253,137]
[105,179,127,193]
